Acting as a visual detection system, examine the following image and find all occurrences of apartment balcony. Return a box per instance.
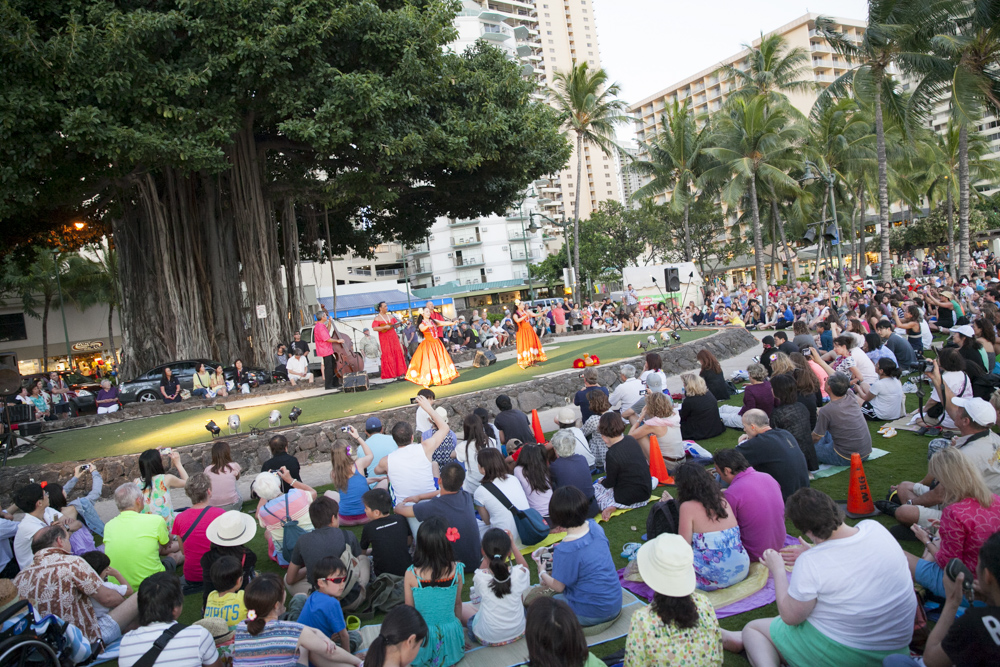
[405,241,429,255]
[449,217,480,227]
[508,229,534,241]
[450,235,482,247]
[506,210,529,220]
[810,43,834,53]
[513,25,530,40]
[454,255,485,268]
[347,267,402,278]
[516,44,533,57]
[409,262,432,276]
[510,249,538,262]
[815,74,836,83]
[480,10,507,21]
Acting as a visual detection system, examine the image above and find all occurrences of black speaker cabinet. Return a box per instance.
[664,267,681,291]
[473,350,497,367]
[342,372,369,392]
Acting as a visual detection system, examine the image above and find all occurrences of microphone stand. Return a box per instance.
[672,271,695,332]
[649,277,683,342]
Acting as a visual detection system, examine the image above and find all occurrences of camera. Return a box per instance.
[160,447,172,456]
[921,358,936,373]
[340,426,350,432]
[80,464,90,471]
[945,558,974,595]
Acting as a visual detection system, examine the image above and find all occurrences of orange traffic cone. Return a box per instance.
[531,409,546,445]
[648,435,673,486]
[845,452,879,518]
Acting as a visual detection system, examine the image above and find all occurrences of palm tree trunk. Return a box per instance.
[850,206,858,280]
[42,295,51,372]
[947,188,956,278]
[770,206,778,282]
[749,174,767,305]
[773,201,794,281]
[683,201,693,262]
[958,124,971,278]
[815,184,829,283]
[573,134,584,302]
[874,87,892,279]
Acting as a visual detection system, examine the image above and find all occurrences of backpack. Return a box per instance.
[356,573,406,620]
[645,497,679,540]
[261,493,306,563]
[337,542,368,612]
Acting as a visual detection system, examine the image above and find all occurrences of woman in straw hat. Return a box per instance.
[625,534,723,665]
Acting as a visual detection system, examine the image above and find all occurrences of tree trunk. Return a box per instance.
[281,199,302,340]
[107,306,119,368]
[947,187,956,278]
[749,174,768,306]
[874,87,892,279]
[770,204,778,282]
[573,134,584,303]
[773,200,794,281]
[849,206,858,280]
[814,184,829,283]
[41,295,51,372]
[323,207,338,314]
[958,124,971,278]
[682,201,693,262]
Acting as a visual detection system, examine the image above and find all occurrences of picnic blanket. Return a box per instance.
[596,494,659,523]
[517,495,659,555]
[619,535,798,618]
[358,590,644,667]
[811,447,889,479]
[90,639,121,665]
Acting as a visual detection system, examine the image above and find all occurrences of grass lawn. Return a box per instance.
[15,331,710,466]
[166,382,932,667]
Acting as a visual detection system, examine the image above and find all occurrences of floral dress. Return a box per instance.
[691,526,750,591]
[136,474,176,531]
[624,592,723,666]
[581,414,607,469]
[410,562,465,667]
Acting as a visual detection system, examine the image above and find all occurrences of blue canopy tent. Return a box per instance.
[317,290,453,320]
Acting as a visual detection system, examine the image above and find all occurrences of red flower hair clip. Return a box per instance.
[446,527,460,543]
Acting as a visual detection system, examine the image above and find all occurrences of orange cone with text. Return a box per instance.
[846,452,877,518]
[647,435,673,486]
[531,409,546,445]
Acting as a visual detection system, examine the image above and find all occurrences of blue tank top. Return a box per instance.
[339,470,369,517]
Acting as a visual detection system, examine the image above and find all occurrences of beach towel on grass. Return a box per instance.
[812,447,889,479]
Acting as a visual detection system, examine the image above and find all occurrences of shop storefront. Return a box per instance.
[0,301,122,376]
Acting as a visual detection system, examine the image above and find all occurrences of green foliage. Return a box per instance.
[883,204,988,252]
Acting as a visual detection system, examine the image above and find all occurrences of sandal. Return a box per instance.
[882,427,898,438]
[620,542,642,560]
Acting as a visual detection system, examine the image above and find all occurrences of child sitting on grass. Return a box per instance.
[460,528,530,646]
[204,555,248,629]
[80,550,132,643]
[297,556,362,654]
[361,488,413,577]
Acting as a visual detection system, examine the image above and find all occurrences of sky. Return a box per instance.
[591,0,870,140]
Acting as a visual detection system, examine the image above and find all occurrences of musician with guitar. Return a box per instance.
[315,306,365,390]
[371,301,407,381]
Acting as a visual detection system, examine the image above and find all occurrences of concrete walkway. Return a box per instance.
[89,330,768,524]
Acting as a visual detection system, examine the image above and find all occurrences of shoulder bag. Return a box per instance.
[482,481,550,546]
[182,506,214,542]
[262,492,305,562]
[133,623,187,667]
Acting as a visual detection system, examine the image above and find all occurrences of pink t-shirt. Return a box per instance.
[936,495,1000,572]
[171,506,225,582]
[314,321,333,357]
[551,308,566,326]
[205,463,242,506]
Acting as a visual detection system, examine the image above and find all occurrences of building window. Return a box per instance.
[0,313,27,342]
[607,190,613,195]
[545,12,549,17]
[550,48,555,52]
[547,30,552,34]
[548,39,554,43]
[587,43,592,47]
[588,59,594,64]
[588,51,593,55]
[546,21,551,25]
[583,17,588,21]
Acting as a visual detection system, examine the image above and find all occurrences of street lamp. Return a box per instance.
[800,161,846,294]
[518,212,540,302]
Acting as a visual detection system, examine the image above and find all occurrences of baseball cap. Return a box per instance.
[365,416,382,431]
[951,324,975,338]
[645,372,665,392]
[951,397,997,426]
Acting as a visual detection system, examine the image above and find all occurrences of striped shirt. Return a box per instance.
[118,623,217,667]
[233,620,303,667]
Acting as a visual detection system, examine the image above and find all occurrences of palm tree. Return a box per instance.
[64,245,122,367]
[816,2,958,279]
[0,248,68,372]
[722,32,815,105]
[703,96,805,301]
[629,101,713,262]
[915,0,1000,276]
[549,62,629,300]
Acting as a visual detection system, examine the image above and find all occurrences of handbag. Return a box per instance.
[262,492,306,562]
[482,481,550,546]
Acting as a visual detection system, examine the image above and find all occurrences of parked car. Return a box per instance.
[22,372,102,416]
[118,359,271,404]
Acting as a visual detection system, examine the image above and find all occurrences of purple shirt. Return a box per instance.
[739,381,775,417]
[96,387,119,407]
[723,467,786,561]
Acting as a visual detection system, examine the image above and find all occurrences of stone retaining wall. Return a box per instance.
[0,328,756,506]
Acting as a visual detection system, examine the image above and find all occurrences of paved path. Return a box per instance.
[89,331,767,524]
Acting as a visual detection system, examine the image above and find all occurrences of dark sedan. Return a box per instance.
[22,371,102,416]
[118,359,271,403]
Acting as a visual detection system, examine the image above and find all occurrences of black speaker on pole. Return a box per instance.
[664,267,681,291]
[473,350,497,367]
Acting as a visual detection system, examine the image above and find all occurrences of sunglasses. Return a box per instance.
[324,576,347,585]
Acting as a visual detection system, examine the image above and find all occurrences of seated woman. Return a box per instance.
[904,447,1000,603]
[191,362,214,398]
[592,412,653,521]
[718,363,773,429]
[580,390,612,470]
[863,332,896,367]
[679,373,726,441]
[253,469,317,565]
[913,348,973,429]
[674,463,749,591]
[473,448,532,547]
[95,379,121,414]
[697,349,731,401]
[514,444,553,519]
[721,488,917,667]
[626,534,723,666]
[524,597,610,667]
[327,429,375,526]
[530,487,623,627]
[769,374,818,472]
[788,352,824,427]
[640,352,668,391]
[160,366,182,403]
[549,431,600,519]
[210,365,229,398]
[855,357,905,422]
[630,392,683,466]
[28,384,52,420]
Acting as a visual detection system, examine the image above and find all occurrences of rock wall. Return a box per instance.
[0,328,756,506]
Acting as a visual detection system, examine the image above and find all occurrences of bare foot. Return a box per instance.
[721,628,745,653]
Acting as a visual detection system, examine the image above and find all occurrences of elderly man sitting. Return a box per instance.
[608,364,643,413]
[811,372,873,466]
[104,482,183,590]
[15,524,139,647]
[285,347,315,386]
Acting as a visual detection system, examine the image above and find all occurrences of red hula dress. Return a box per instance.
[514,310,547,369]
[373,314,407,380]
[405,322,459,387]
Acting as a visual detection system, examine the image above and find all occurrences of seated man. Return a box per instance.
[118,572,223,667]
[714,448,786,561]
[260,434,302,494]
[878,395,1000,526]
[104,482,183,589]
[721,488,916,666]
[284,495,367,602]
[607,364,643,413]
[285,347,315,385]
[12,482,83,571]
[811,372,873,466]
[15,525,139,648]
[737,409,809,501]
[493,394,536,445]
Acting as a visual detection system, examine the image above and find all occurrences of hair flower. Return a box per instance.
[446,527,460,542]
[246,610,257,621]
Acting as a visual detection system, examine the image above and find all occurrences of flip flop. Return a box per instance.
[620,542,642,560]
[882,428,897,438]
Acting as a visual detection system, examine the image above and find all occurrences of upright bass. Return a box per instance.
[320,304,364,381]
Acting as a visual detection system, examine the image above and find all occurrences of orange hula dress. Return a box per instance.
[514,309,547,369]
[405,321,459,387]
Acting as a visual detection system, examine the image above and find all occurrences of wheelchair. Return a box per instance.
[0,600,99,667]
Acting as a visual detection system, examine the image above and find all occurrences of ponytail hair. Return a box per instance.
[244,573,284,636]
[481,528,513,598]
[363,605,428,667]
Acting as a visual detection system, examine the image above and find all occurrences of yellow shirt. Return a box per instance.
[204,590,247,629]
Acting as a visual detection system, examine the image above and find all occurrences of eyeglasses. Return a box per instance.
[324,576,347,585]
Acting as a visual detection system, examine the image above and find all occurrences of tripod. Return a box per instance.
[649,276,684,341]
